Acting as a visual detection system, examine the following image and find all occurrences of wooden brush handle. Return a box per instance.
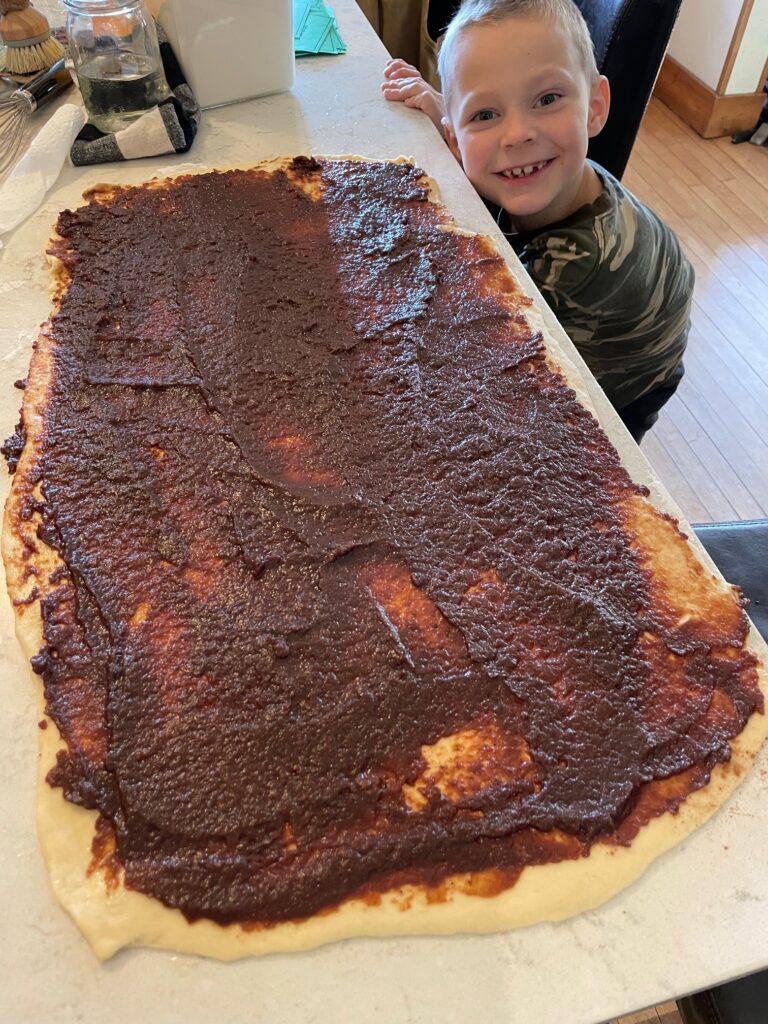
[0,2,52,45]
[0,0,32,17]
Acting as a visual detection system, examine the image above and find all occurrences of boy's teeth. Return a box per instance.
[503,161,547,178]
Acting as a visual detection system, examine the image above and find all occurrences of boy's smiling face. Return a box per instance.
[442,15,610,232]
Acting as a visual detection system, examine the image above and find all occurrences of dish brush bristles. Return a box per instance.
[3,33,64,74]
[0,0,65,75]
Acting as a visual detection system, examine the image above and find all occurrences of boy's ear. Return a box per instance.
[442,118,463,164]
[587,75,611,138]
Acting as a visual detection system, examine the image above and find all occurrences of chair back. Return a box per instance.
[579,0,682,178]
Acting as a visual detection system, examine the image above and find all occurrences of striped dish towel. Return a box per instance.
[70,28,200,166]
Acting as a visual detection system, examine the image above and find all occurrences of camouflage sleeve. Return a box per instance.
[519,187,693,410]
[527,231,602,312]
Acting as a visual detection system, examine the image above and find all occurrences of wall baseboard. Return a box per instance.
[654,56,764,138]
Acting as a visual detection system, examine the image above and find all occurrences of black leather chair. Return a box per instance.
[678,971,768,1024]
[678,520,768,1024]
[422,0,683,180]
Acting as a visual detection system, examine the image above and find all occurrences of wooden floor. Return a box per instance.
[607,98,768,1024]
[614,1002,683,1024]
[623,99,768,526]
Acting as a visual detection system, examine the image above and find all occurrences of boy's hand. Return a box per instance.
[381,59,446,136]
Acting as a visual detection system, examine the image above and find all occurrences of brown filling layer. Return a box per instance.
[9,158,761,925]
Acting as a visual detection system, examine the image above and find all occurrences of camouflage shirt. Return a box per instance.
[495,163,694,409]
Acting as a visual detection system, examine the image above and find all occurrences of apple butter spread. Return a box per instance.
[7,158,762,926]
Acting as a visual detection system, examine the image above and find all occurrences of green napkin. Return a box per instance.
[294,0,346,56]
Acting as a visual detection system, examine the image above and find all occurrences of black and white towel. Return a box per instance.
[70,28,200,167]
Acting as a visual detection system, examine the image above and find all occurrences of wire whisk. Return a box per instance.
[0,58,71,181]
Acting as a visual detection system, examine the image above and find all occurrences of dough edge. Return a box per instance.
[3,156,767,961]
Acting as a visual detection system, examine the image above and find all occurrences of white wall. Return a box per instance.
[726,0,768,93]
[667,0,744,89]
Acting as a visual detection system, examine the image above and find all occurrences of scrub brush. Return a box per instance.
[0,0,65,75]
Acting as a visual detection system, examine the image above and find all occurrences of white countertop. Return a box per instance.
[2,2,768,1022]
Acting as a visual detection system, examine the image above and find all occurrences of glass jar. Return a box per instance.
[63,0,171,133]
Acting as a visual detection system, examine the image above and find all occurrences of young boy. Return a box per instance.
[381,0,694,444]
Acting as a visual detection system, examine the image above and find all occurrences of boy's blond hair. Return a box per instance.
[437,0,600,95]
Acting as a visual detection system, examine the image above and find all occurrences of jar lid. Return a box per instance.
[63,0,146,10]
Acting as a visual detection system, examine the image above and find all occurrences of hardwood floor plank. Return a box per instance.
[634,128,733,200]
[690,171,768,234]
[697,248,767,317]
[634,135,703,188]
[675,379,767,517]
[684,313,768,440]
[613,1011,658,1024]
[670,395,761,518]
[610,997,684,1024]
[641,99,704,150]
[685,325,768,463]
[622,157,768,317]
[683,282,768,392]
[624,151,700,219]
[647,413,739,521]
[703,164,768,227]
[690,181,768,264]
[625,150,768,300]
[650,101,739,177]
[641,432,711,523]
[715,134,768,187]
[655,1001,684,1024]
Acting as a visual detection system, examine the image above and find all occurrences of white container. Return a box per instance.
[149,0,294,108]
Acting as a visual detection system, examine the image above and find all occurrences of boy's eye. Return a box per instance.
[471,109,497,122]
[537,92,560,108]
